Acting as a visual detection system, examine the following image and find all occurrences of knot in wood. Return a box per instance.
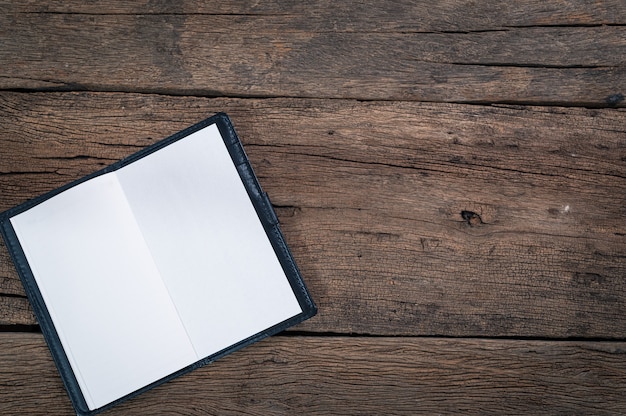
[461,210,483,226]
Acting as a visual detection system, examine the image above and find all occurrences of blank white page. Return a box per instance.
[10,173,198,411]
[117,124,303,357]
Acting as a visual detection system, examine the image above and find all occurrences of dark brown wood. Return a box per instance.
[0,3,624,105]
[0,237,37,325]
[1,333,626,415]
[1,93,624,338]
[3,0,625,28]
[0,240,24,297]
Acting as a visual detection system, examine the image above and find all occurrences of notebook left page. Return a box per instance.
[10,172,198,411]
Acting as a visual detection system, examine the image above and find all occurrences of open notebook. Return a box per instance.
[0,114,316,415]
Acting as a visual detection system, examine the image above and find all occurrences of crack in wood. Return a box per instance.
[438,62,618,69]
[0,171,61,176]
[264,147,626,181]
[280,331,626,343]
[13,11,296,17]
[32,155,117,162]
[2,87,624,108]
[0,293,28,299]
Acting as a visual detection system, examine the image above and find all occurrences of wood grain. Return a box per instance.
[1,333,625,415]
[0,2,624,105]
[3,0,625,29]
[1,92,624,337]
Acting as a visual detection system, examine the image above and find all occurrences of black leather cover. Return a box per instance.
[0,113,317,416]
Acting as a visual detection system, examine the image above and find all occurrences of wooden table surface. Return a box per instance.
[1,1,625,414]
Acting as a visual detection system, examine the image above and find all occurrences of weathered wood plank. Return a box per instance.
[0,9,624,105]
[0,238,38,326]
[0,296,35,327]
[0,93,624,338]
[1,333,625,415]
[0,240,24,297]
[3,0,624,28]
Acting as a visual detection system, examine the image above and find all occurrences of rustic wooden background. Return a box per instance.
[1,1,625,414]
